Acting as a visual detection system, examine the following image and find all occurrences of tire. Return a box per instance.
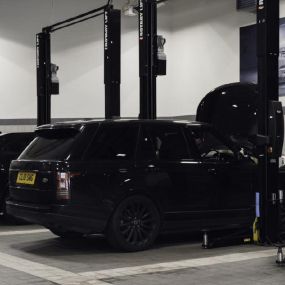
[107,195,161,252]
[49,228,84,239]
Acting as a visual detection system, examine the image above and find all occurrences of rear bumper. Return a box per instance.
[6,200,107,234]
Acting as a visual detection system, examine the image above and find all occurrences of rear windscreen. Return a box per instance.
[19,128,82,160]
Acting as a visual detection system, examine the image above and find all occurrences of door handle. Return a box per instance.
[208,168,216,174]
[146,164,159,172]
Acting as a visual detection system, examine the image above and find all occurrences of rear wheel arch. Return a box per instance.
[112,189,164,220]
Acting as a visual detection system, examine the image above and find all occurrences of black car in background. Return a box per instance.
[0,132,34,218]
[7,120,257,251]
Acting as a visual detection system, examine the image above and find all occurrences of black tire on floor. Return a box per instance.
[107,195,161,252]
[49,228,84,239]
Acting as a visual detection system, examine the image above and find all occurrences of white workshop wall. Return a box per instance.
[164,0,254,116]
[0,0,284,121]
[165,0,285,116]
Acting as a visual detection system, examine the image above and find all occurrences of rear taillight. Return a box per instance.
[56,172,71,201]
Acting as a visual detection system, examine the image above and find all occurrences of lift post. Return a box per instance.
[139,0,158,120]
[36,2,121,126]
[104,7,121,119]
[256,0,280,243]
[36,31,51,126]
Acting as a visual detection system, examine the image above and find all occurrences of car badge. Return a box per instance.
[42,178,49,183]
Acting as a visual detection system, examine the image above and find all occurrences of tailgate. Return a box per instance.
[9,160,64,204]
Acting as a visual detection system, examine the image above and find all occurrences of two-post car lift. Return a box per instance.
[257,0,285,264]
[256,0,285,248]
[37,0,166,124]
[36,1,121,126]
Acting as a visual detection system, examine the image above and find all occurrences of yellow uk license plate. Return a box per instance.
[16,172,36,185]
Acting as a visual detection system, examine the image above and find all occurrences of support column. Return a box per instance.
[139,0,157,120]
[104,7,121,119]
[36,31,51,126]
[257,0,280,243]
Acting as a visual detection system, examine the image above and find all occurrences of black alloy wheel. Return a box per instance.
[107,195,161,252]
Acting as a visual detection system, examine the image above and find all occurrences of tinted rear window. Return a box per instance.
[19,128,81,160]
[85,124,138,161]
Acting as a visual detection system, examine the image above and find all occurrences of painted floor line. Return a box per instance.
[0,251,109,285]
[0,229,49,236]
[80,249,277,281]
[0,248,276,285]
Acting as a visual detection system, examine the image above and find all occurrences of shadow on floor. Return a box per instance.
[10,229,253,260]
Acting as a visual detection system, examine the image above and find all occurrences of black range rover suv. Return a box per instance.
[7,120,256,251]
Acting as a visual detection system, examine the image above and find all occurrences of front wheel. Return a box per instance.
[107,195,161,252]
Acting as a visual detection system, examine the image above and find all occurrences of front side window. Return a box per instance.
[138,124,190,161]
[189,129,234,161]
[86,124,138,161]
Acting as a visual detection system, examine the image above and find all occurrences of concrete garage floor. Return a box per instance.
[0,221,282,285]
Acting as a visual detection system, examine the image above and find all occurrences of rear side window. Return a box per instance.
[138,124,190,161]
[19,128,81,160]
[85,124,138,161]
